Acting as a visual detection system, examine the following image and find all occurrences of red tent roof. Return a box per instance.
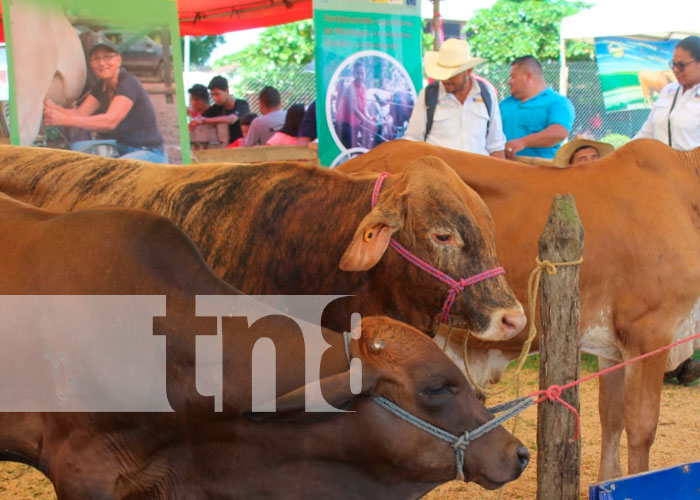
[178,0,311,36]
[0,0,312,42]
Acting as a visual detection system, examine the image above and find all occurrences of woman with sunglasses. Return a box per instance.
[635,36,700,150]
[43,33,166,163]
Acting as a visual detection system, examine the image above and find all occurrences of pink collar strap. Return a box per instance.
[372,172,505,324]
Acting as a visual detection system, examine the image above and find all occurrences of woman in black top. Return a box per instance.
[43,34,166,163]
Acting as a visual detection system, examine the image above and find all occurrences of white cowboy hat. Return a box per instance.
[424,38,486,81]
[553,137,614,167]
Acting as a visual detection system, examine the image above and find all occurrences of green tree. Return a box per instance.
[465,0,593,65]
[181,35,225,69]
[213,20,314,88]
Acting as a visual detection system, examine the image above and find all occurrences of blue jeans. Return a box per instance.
[71,139,168,164]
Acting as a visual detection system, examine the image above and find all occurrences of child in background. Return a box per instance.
[266,104,305,146]
[227,113,258,148]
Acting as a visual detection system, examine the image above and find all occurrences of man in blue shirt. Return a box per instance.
[500,56,575,159]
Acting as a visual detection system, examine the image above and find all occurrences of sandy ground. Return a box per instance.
[1,358,698,500]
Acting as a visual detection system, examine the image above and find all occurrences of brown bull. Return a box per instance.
[339,138,700,480]
[0,193,529,499]
[0,145,525,342]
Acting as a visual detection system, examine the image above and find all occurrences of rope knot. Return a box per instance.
[537,257,559,276]
[451,431,470,452]
[452,278,469,295]
[543,384,562,401]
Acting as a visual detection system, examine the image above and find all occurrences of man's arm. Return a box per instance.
[484,85,506,157]
[505,124,569,158]
[201,113,239,126]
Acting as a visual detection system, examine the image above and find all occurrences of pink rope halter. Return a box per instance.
[371,172,505,324]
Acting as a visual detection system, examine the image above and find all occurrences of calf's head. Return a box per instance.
[339,157,525,341]
[271,316,529,489]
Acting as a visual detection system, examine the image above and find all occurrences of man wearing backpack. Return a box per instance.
[403,38,506,157]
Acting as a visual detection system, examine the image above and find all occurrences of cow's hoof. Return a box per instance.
[677,359,700,385]
[664,362,684,382]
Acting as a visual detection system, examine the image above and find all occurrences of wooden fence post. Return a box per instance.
[536,194,584,500]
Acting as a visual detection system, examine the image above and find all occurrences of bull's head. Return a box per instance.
[339,157,525,342]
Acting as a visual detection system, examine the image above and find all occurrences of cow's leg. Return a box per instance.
[597,357,625,481]
[623,346,668,475]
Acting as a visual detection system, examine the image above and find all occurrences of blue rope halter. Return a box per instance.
[343,331,533,480]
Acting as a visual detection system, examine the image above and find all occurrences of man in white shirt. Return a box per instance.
[403,38,506,157]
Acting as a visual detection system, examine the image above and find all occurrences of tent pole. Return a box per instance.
[433,0,440,50]
[559,35,568,97]
[184,35,191,72]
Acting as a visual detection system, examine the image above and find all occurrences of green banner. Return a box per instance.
[2,0,190,163]
[594,36,677,112]
[313,0,421,167]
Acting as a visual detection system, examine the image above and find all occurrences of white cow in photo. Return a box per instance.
[9,0,86,145]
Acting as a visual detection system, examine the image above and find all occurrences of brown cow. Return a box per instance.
[0,193,529,499]
[638,69,676,107]
[0,145,525,343]
[338,138,700,481]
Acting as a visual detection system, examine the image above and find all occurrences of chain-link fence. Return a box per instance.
[229,60,648,148]
[476,60,647,147]
[231,64,317,114]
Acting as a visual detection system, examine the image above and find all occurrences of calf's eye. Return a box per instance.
[422,385,454,396]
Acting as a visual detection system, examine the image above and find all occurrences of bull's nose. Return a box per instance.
[500,308,527,338]
[517,445,530,471]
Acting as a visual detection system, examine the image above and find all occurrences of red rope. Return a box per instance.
[526,330,700,440]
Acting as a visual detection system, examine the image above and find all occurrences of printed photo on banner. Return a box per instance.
[3,0,188,163]
[595,36,678,112]
[326,50,416,166]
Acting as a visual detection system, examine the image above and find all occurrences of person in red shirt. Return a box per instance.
[335,62,373,149]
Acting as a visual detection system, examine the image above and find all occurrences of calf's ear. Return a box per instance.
[339,182,405,271]
[245,364,380,422]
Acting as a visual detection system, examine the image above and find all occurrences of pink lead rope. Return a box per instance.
[371,172,505,324]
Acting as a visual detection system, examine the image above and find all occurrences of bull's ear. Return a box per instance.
[245,364,379,422]
[339,181,405,271]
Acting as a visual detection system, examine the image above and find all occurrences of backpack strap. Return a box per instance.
[424,81,440,141]
[424,79,493,141]
[475,79,493,135]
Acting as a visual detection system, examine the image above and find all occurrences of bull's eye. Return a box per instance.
[433,233,454,244]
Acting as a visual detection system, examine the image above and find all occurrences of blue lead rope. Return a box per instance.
[343,331,533,480]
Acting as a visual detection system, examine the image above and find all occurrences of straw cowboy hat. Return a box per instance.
[424,38,486,81]
[552,137,615,167]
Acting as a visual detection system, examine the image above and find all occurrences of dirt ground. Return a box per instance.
[1,357,698,500]
[142,80,183,164]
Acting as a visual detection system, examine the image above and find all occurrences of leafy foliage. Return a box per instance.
[182,35,226,68]
[213,20,314,93]
[465,0,594,65]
